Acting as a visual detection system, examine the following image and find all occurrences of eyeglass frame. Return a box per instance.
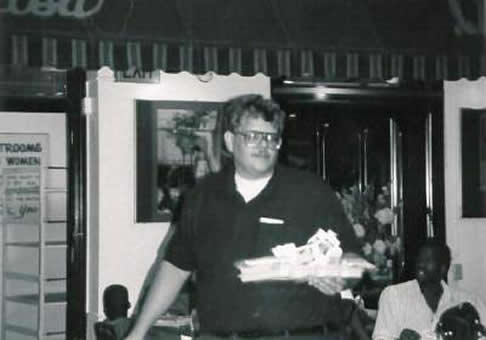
[233,130,282,150]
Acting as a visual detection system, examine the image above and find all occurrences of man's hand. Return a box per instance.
[307,275,361,295]
[307,253,365,295]
[307,276,345,295]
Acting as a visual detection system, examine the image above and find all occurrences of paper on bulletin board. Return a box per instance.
[0,134,48,225]
[3,167,41,224]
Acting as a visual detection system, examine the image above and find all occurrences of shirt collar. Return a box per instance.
[234,172,272,203]
[414,279,452,315]
[222,163,280,201]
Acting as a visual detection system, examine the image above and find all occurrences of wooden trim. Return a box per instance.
[66,68,87,340]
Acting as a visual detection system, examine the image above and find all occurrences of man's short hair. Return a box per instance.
[103,284,130,313]
[222,94,286,135]
[419,238,452,273]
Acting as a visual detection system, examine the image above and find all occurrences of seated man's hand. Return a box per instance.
[307,276,345,295]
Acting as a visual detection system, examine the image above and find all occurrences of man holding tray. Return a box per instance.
[126,94,361,340]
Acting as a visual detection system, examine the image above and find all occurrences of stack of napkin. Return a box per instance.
[235,228,375,283]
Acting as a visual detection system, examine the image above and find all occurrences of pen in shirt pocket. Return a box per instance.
[259,216,285,224]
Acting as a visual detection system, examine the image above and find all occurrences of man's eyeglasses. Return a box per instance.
[234,130,282,149]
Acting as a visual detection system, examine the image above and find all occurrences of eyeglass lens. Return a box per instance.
[237,131,281,149]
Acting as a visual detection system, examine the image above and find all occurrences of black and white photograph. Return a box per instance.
[136,100,222,223]
[1,1,486,340]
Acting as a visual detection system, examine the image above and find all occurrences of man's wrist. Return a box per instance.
[127,321,150,339]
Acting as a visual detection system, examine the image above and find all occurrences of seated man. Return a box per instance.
[97,284,133,339]
[373,239,486,340]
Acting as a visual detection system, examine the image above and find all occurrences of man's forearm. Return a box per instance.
[126,260,190,339]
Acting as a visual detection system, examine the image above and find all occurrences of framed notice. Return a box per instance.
[0,134,48,225]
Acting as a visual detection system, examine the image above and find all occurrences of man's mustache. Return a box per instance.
[251,151,272,158]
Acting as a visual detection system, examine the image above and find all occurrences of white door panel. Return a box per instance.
[0,111,68,340]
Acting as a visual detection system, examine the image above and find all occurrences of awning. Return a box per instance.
[1,0,485,81]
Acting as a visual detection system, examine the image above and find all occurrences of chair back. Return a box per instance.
[94,321,117,340]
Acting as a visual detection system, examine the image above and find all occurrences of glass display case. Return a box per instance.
[273,82,444,309]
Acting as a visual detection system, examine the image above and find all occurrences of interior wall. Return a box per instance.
[444,78,486,299]
[85,68,270,336]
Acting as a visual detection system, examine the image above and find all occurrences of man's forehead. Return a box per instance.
[418,246,441,259]
[240,113,279,128]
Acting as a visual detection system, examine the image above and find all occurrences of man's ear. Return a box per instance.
[224,131,234,154]
[440,264,448,278]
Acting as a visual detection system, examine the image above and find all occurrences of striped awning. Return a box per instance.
[2,0,485,82]
[5,34,486,82]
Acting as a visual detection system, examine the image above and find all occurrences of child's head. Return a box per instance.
[103,284,131,320]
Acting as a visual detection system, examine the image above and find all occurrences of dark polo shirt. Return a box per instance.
[165,165,360,333]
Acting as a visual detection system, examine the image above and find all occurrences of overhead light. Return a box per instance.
[315,86,327,99]
[386,77,400,85]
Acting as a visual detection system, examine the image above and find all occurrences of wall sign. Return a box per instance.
[115,69,160,84]
[3,167,40,224]
[0,0,104,18]
[0,134,48,224]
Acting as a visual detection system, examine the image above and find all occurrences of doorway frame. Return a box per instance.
[0,68,87,340]
[272,80,446,282]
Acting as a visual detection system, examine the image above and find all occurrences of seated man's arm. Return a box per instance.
[124,260,190,340]
[372,286,400,340]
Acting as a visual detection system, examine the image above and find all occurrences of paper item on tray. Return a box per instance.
[235,228,375,283]
[153,314,192,328]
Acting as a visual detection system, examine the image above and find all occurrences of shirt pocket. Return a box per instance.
[253,218,290,257]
